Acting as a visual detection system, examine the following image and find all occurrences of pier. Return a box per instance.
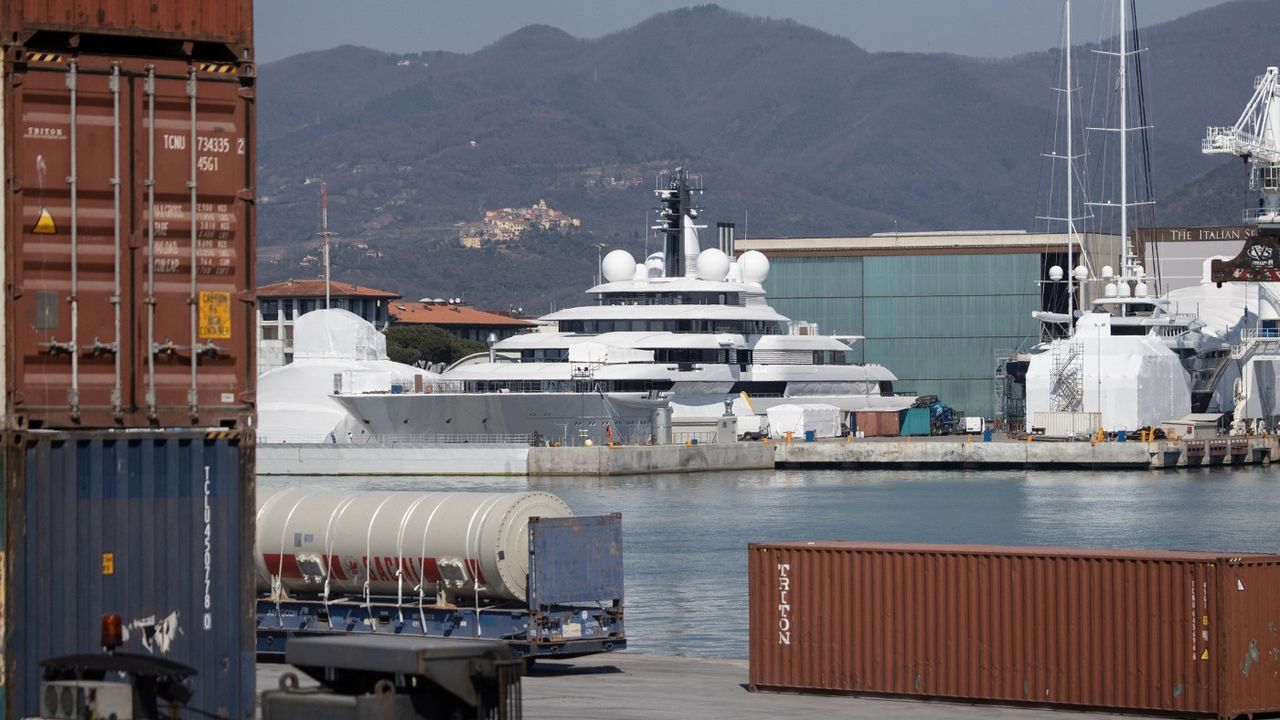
[774,435,1277,470]
[258,435,1276,476]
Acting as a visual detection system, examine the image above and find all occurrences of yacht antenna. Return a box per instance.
[320,179,332,309]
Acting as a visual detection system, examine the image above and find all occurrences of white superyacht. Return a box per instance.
[335,169,912,443]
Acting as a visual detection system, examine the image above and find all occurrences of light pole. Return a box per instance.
[592,243,608,285]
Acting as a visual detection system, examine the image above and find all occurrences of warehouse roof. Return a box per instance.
[257,279,401,299]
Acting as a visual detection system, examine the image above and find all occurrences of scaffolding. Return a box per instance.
[1049,341,1085,412]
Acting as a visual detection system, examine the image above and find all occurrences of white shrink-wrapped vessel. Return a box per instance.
[255,489,571,603]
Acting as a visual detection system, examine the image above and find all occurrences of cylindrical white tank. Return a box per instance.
[255,489,572,603]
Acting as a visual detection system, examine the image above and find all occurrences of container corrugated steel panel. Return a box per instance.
[4,53,255,429]
[2,1,253,59]
[4,429,255,720]
[748,542,1280,719]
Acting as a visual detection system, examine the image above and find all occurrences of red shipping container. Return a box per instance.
[2,0,253,60]
[749,542,1280,719]
[4,52,255,428]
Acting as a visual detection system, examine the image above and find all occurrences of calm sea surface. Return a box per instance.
[261,467,1279,659]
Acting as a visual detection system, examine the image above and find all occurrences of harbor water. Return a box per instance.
[260,467,1279,659]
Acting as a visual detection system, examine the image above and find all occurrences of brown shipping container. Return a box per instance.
[3,52,255,428]
[2,1,253,60]
[749,542,1280,719]
[854,410,899,437]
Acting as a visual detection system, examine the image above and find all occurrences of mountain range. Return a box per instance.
[255,1,1280,311]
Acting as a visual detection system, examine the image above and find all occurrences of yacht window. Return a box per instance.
[878,381,894,396]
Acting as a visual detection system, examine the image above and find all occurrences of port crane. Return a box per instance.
[1203,66,1280,227]
[1202,67,1280,432]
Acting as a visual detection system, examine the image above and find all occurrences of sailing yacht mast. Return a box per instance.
[1065,0,1076,332]
[1087,0,1152,315]
[1119,0,1129,296]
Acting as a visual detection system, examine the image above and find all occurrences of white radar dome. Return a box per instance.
[1104,282,1118,298]
[696,248,731,281]
[1135,282,1149,298]
[601,250,637,283]
[1073,265,1089,281]
[1048,265,1064,281]
[739,250,771,285]
[1101,265,1115,279]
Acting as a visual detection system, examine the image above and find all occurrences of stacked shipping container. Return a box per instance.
[2,3,256,719]
[749,542,1280,719]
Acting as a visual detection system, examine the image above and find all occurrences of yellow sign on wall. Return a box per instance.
[102,552,115,575]
[198,291,232,339]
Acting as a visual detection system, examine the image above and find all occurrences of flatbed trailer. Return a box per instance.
[255,513,625,661]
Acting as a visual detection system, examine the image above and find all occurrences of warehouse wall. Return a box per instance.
[765,254,1043,416]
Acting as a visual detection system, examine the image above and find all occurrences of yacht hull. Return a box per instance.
[332,391,659,445]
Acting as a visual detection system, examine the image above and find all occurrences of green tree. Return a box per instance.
[384,325,487,367]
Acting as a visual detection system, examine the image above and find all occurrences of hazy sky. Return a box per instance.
[255,0,1227,63]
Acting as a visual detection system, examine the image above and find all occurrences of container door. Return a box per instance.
[5,54,254,429]
[7,55,126,427]
[132,58,254,426]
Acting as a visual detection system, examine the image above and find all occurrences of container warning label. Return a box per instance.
[198,291,232,339]
[33,208,56,234]
[102,552,115,575]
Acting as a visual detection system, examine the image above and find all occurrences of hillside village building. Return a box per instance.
[459,199,581,247]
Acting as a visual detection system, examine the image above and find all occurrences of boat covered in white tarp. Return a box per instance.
[1025,313,1192,432]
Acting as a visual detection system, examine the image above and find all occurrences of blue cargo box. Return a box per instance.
[899,407,932,436]
[255,512,626,660]
[3,429,256,720]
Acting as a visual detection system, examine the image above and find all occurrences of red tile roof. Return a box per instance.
[257,279,401,299]
[389,302,536,327]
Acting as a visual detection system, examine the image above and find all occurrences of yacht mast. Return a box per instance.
[1065,0,1076,332]
[1119,0,1129,302]
[1087,0,1152,315]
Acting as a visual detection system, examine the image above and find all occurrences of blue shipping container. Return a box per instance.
[3,429,255,720]
[899,407,932,436]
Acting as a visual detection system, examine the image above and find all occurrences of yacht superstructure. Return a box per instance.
[447,168,911,419]
[336,169,911,442]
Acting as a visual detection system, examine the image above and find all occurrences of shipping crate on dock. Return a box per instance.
[749,541,1280,719]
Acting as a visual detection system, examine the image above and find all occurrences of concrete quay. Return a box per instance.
[258,654,1128,720]
[527,442,775,476]
[257,442,530,476]
[257,441,775,476]
[774,435,1277,470]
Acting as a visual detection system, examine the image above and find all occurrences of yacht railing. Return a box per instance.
[257,432,536,445]
[1231,328,1280,361]
[1242,207,1280,222]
